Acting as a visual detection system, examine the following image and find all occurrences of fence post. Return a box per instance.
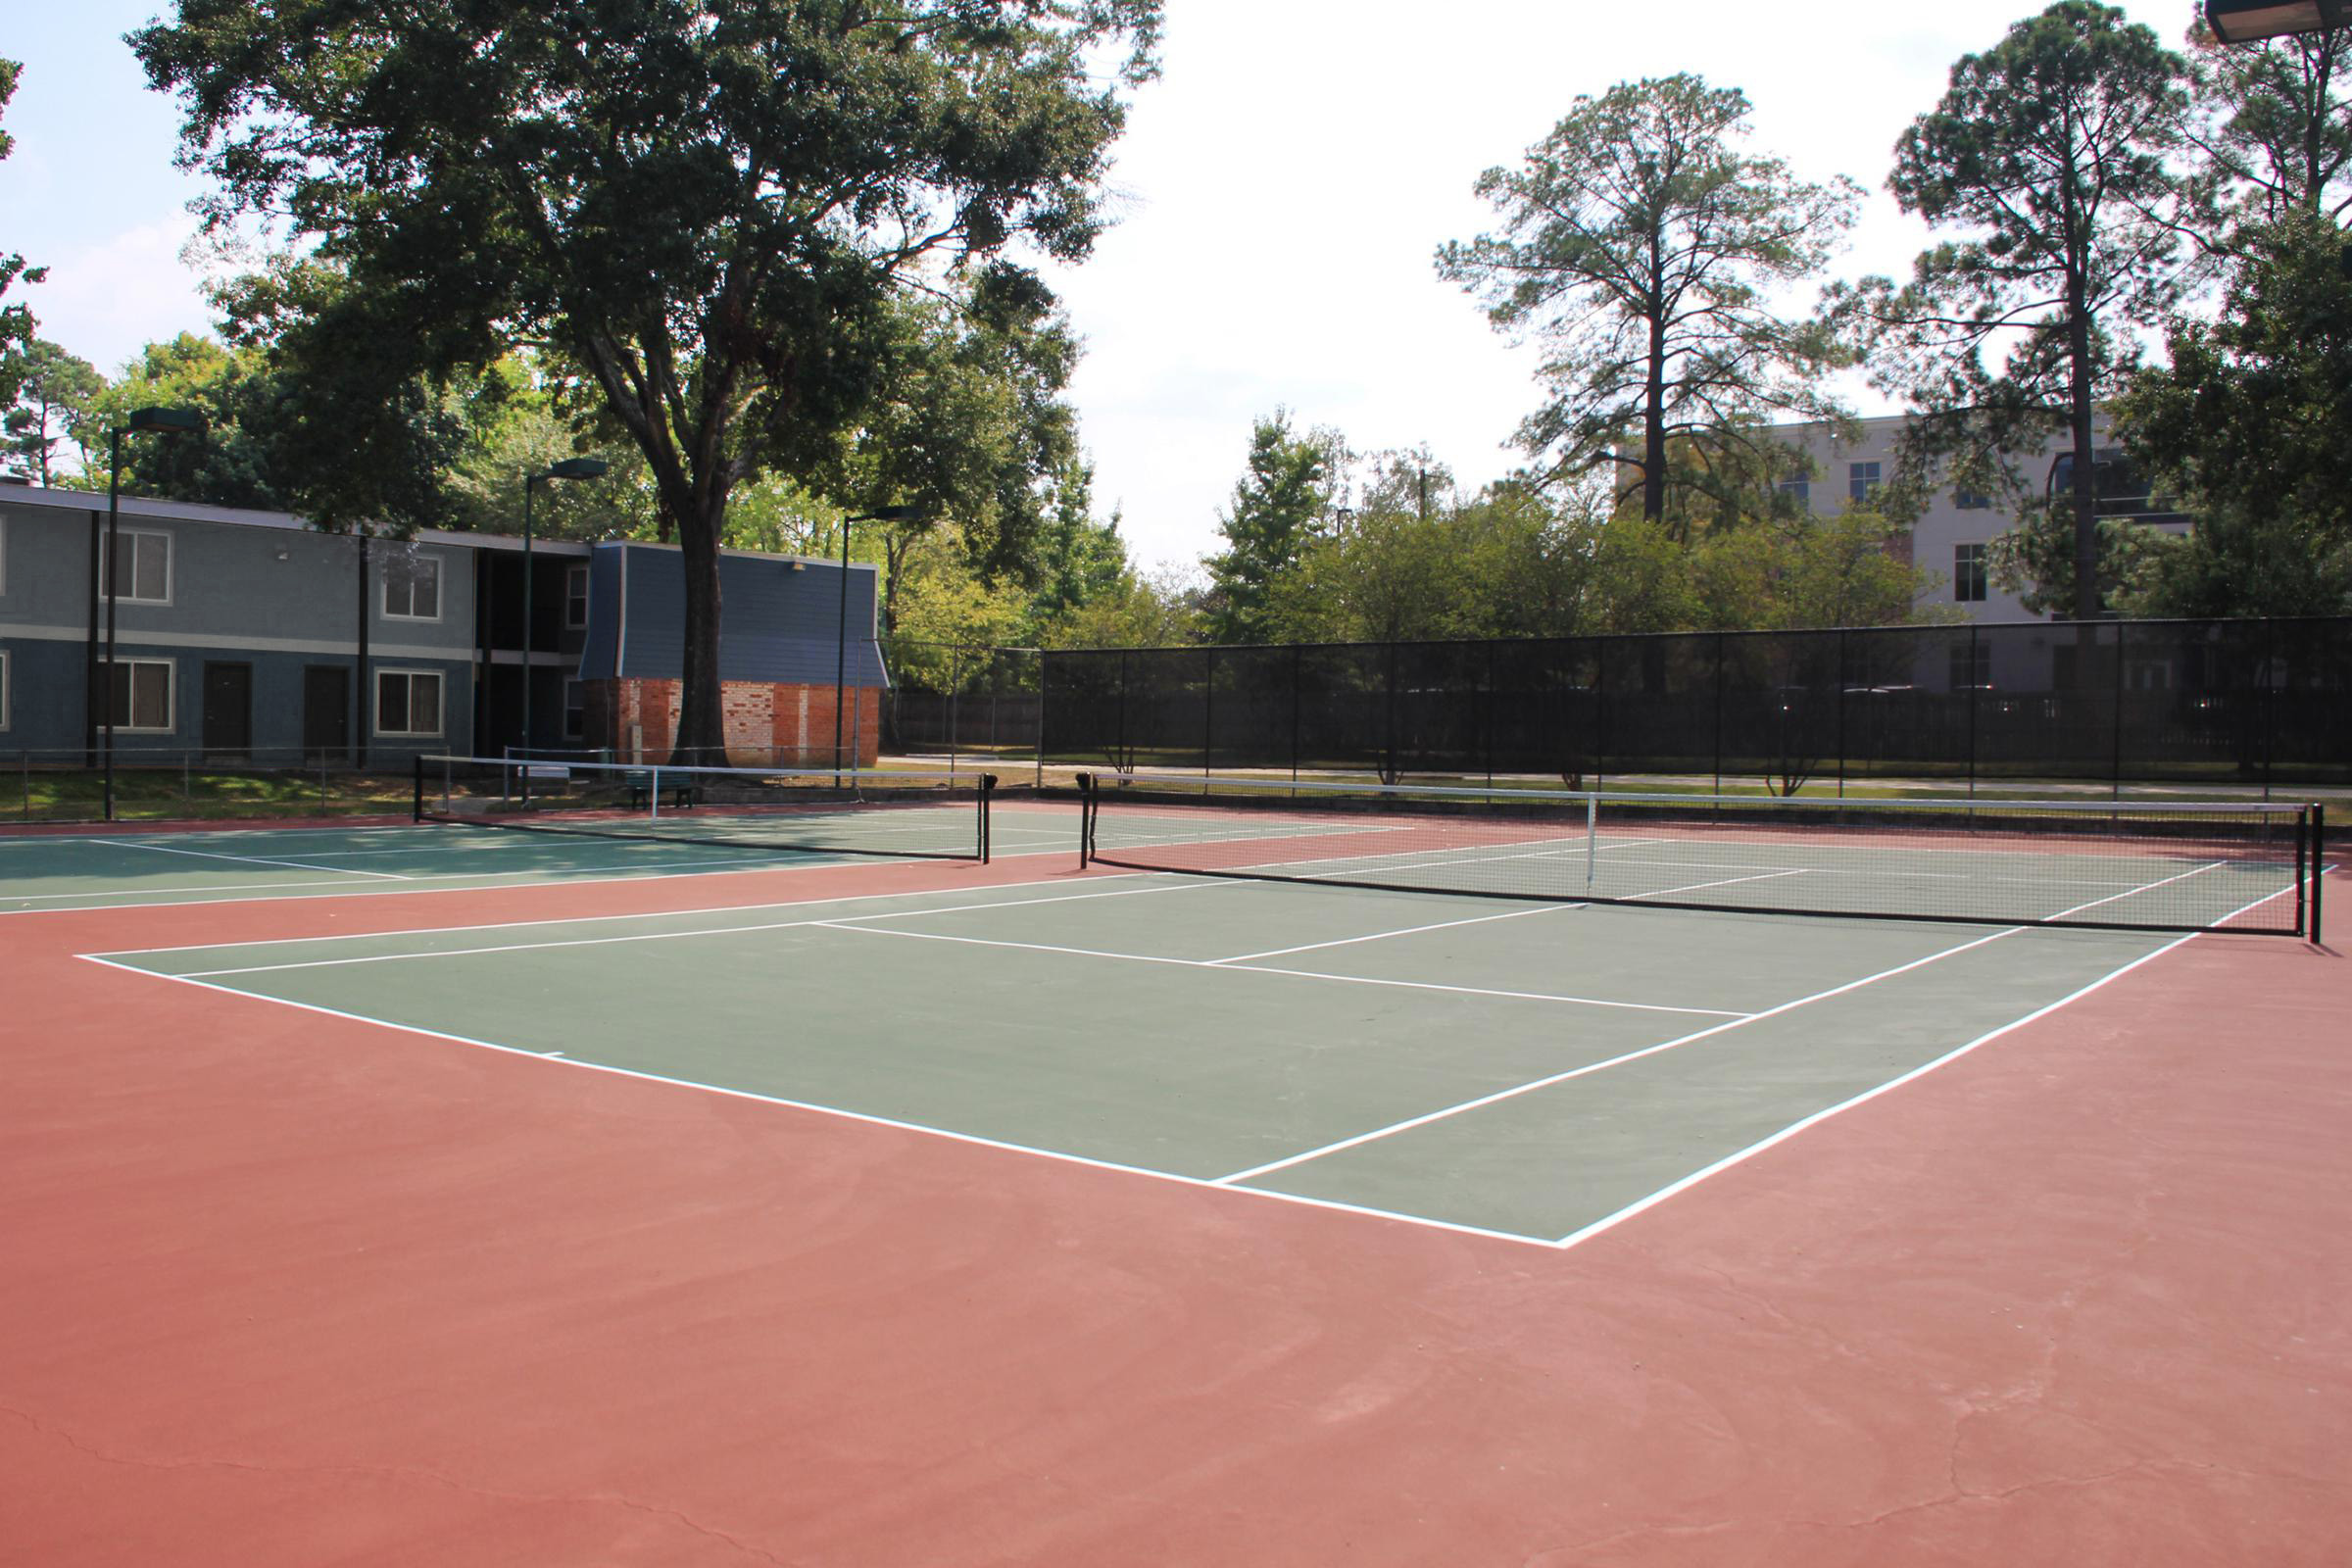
[1290,644,1302,790]
[1967,624,1979,798]
[2261,615,2277,801]
[1836,629,1848,800]
[1483,640,1495,791]
[1115,648,1129,773]
[2112,619,2127,800]
[1712,633,1726,801]
[1383,642,1398,785]
[1202,645,1216,778]
[948,645,960,777]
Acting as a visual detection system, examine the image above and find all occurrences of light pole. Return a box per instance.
[518,458,609,764]
[834,506,926,783]
[103,406,205,820]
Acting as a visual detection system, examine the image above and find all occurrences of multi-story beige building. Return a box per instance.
[1768,413,2191,625]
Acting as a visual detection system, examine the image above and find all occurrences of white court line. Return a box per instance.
[87,838,415,880]
[1201,867,1810,967]
[70,877,2310,1256]
[1209,926,2023,1187]
[1,839,1078,915]
[72,954,1562,1253]
[1210,859,2253,1191]
[813,922,1753,1019]
[159,878,1236,978]
[1205,903,1572,965]
[1548,878,2300,1250]
[88,866,1160,957]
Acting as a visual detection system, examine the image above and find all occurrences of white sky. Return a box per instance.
[2,0,2205,571]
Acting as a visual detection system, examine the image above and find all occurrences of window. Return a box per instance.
[1775,478,1811,512]
[105,658,175,731]
[0,514,8,596]
[1954,487,1992,511]
[1953,542,1988,603]
[1949,642,1992,691]
[102,528,172,603]
[1848,462,1883,503]
[375,669,444,737]
[382,553,441,620]
[0,648,9,730]
[563,678,586,740]
[565,564,590,629]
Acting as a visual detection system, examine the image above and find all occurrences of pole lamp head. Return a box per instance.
[2204,0,2344,41]
[848,505,929,525]
[125,406,207,437]
[543,457,611,482]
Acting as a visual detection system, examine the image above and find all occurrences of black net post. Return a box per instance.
[2313,803,2327,947]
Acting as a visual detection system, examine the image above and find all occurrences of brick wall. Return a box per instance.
[587,677,878,766]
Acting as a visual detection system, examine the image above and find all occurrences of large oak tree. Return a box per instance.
[134,0,1160,760]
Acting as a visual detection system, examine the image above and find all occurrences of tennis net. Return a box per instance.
[1076,772,2322,938]
[416,755,996,862]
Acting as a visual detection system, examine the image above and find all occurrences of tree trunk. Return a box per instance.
[2067,291,2100,622]
[672,505,727,764]
[1642,312,1669,524]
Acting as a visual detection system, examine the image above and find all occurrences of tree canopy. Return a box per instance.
[1438,74,1858,525]
[1838,1,2190,619]
[134,0,1161,760]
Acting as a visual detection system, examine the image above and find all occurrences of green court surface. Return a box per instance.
[0,808,1077,913]
[88,870,2198,1245]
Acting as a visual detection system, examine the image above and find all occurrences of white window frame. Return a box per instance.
[100,527,174,606]
[373,667,446,738]
[0,514,9,597]
[565,564,591,629]
[1847,462,1883,504]
[0,647,10,730]
[104,657,176,733]
[563,677,587,740]
[380,552,444,622]
[1953,542,1988,604]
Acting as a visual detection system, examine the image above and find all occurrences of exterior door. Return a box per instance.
[303,664,351,762]
[202,662,254,760]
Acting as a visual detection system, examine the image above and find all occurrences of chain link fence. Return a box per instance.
[1037,616,2352,796]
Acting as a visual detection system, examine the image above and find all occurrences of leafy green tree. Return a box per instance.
[2113,212,2352,615]
[0,58,47,406]
[1838,2,2189,620]
[2,338,104,485]
[2180,9,2352,244]
[1038,564,1203,648]
[1026,462,1130,630]
[442,356,652,540]
[85,334,292,510]
[1438,74,1858,526]
[135,0,1160,762]
[1204,411,1342,642]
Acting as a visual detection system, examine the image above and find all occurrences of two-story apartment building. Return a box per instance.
[0,479,888,768]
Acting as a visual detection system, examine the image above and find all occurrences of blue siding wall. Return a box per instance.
[579,544,888,686]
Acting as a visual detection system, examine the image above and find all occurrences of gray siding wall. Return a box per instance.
[580,543,888,686]
[0,499,476,760]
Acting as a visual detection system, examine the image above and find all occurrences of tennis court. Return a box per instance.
[5,774,2347,1566]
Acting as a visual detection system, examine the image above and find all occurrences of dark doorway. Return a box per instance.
[303,664,351,762]
[202,662,254,760]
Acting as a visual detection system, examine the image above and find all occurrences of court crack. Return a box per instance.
[0,1402,793,1564]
